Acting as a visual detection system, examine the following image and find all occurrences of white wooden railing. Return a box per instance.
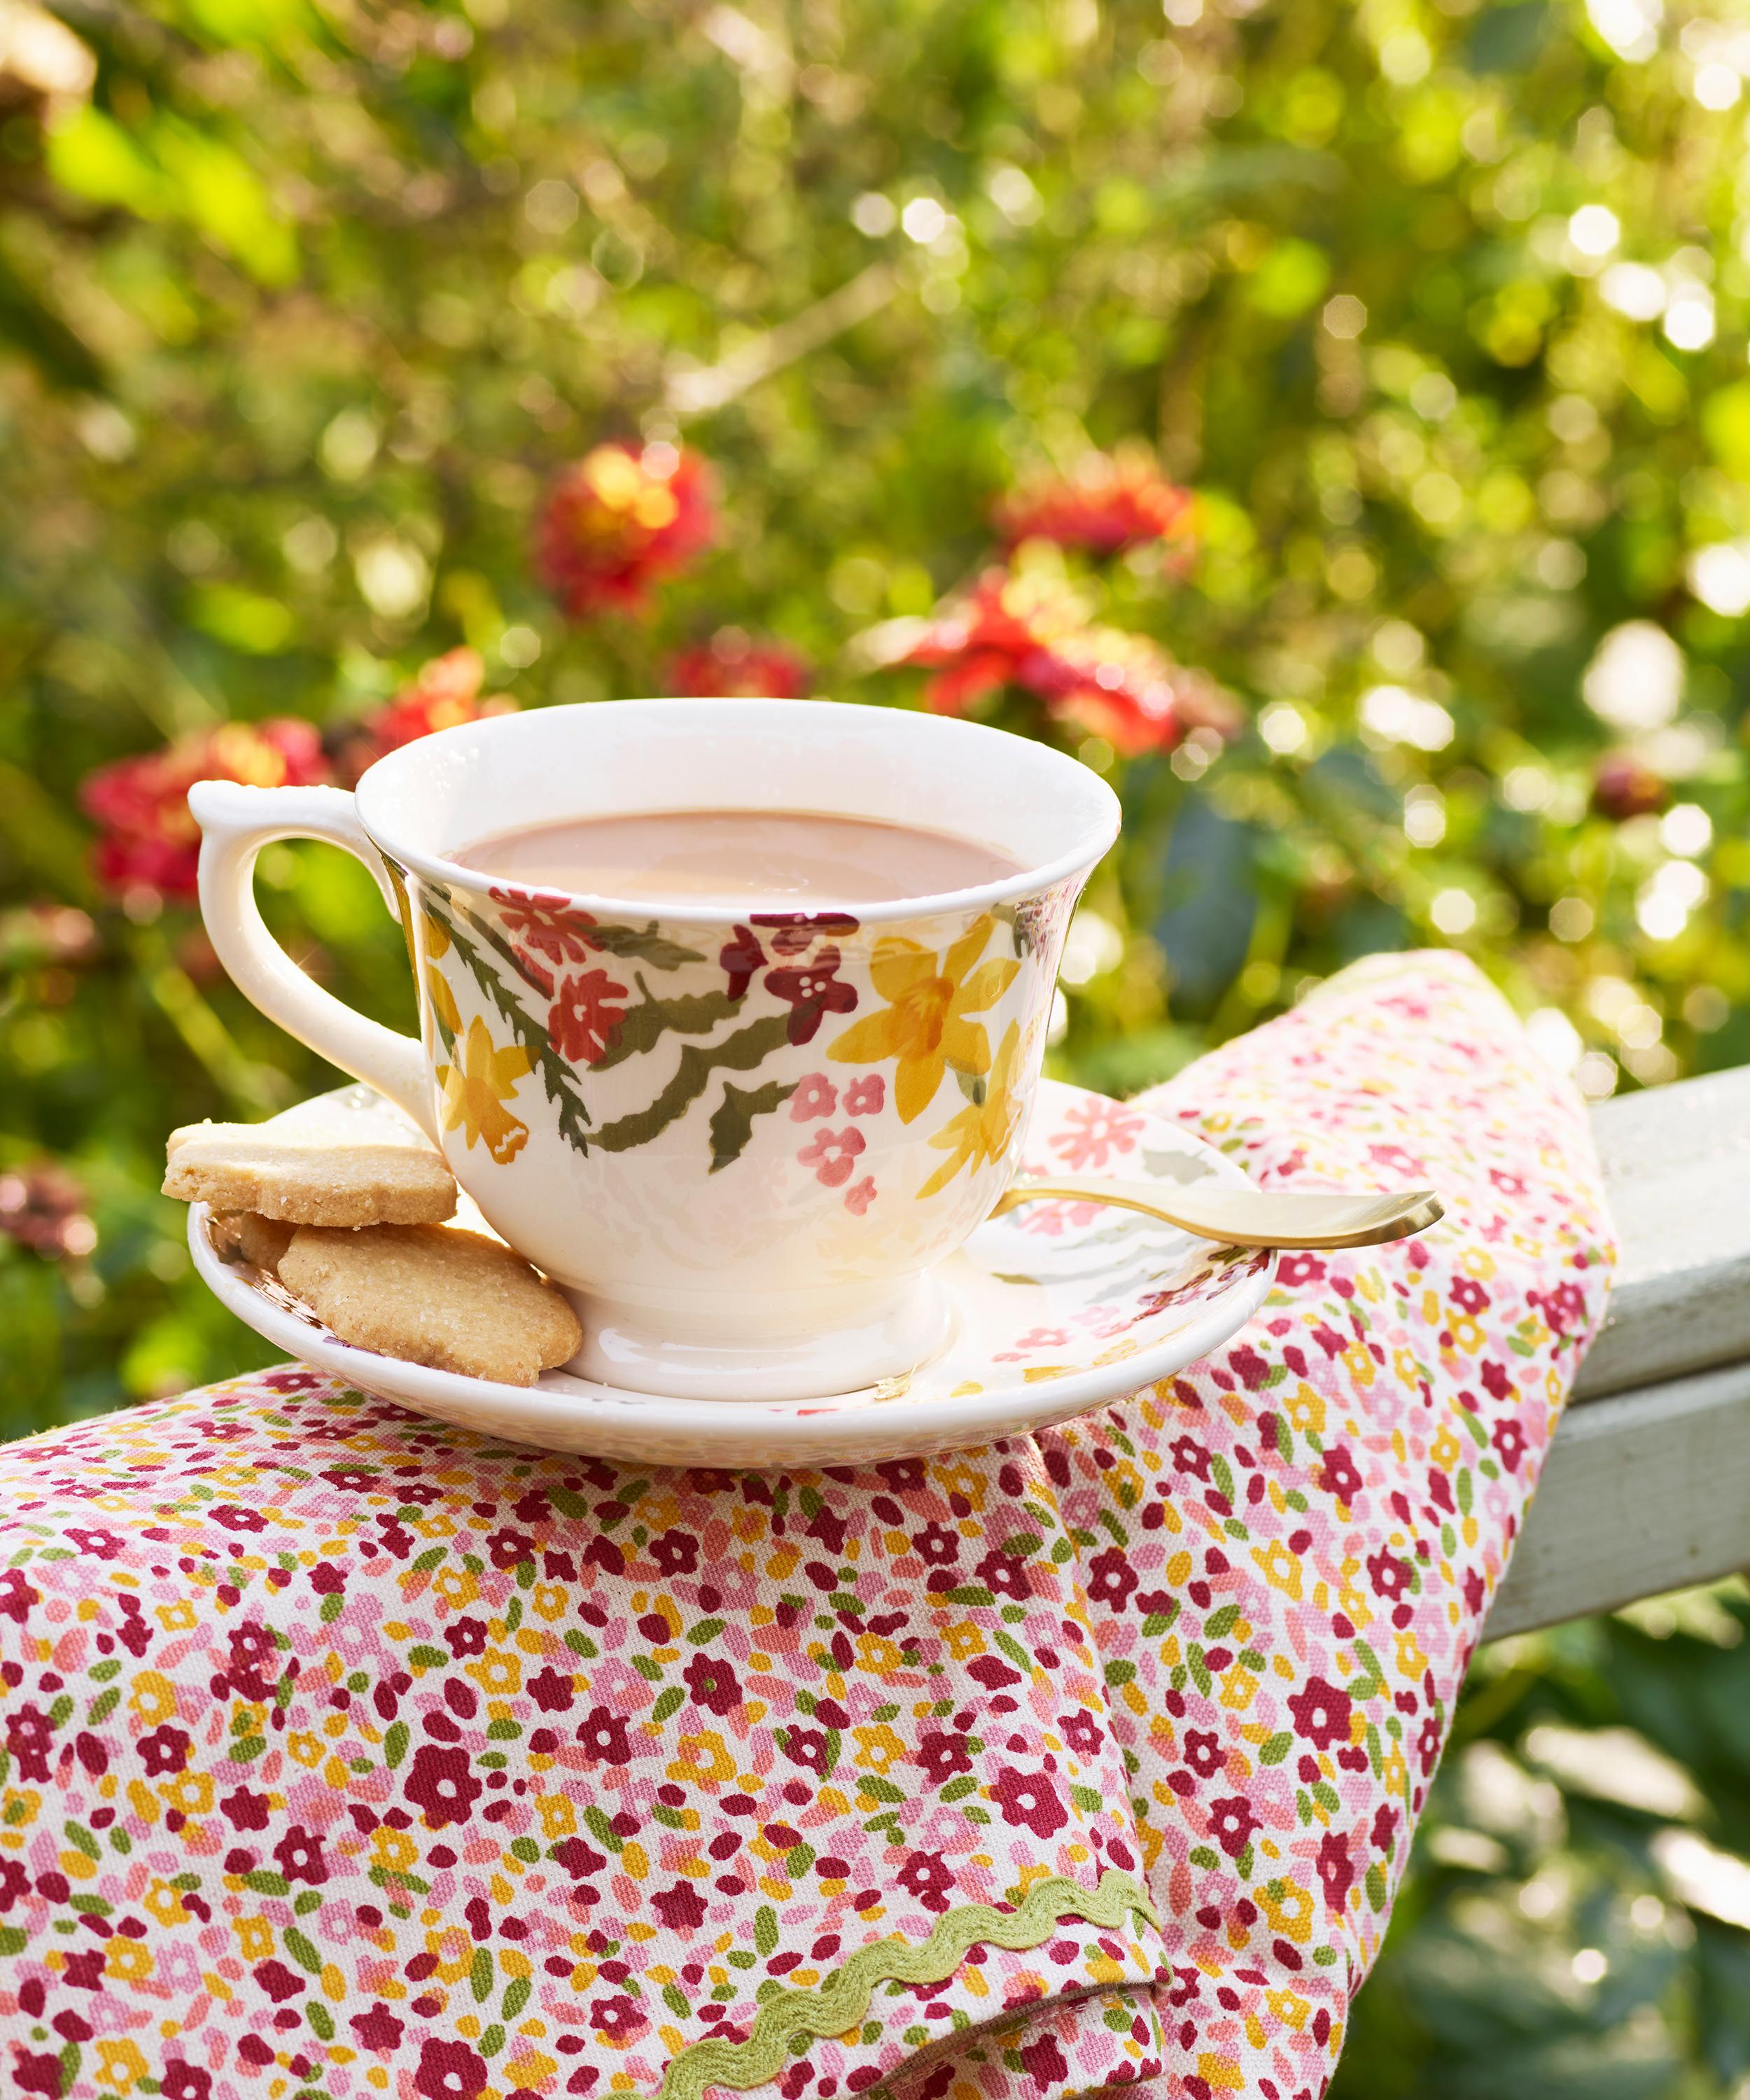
[1487,1067,1750,1637]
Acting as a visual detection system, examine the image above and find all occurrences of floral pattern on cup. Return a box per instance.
[404,874,1065,1210]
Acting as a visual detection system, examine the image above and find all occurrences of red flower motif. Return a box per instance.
[652,1879,708,1931]
[990,1764,1068,1838]
[1492,1415,1528,1472]
[995,452,1193,559]
[1207,1794,1261,1858]
[404,1744,482,1829]
[902,566,1238,756]
[913,1730,973,1784]
[589,1994,648,2041]
[911,1521,959,1567]
[669,629,810,698]
[415,2038,489,2100]
[780,1726,831,1774]
[650,1530,699,1576]
[1317,1445,1364,1503]
[526,1666,575,1713]
[1058,1710,1104,1758]
[1183,1728,1225,1778]
[1317,1829,1356,1911]
[81,717,330,902]
[1288,1676,1353,1751]
[844,1074,885,1116]
[897,1849,955,1912]
[138,1725,191,1777]
[719,924,766,999]
[331,649,518,786]
[844,1176,876,1216]
[683,1651,741,1716]
[273,1824,329,1884]
[548,967,627,1064]
[796,1126,866,1189]
[765,946,858,1045]
[492,888,603,967]
[350,2004,406,2052]
[1084,1546,1138,1611]
[576,1704,634,1765]
[536,442,714,619]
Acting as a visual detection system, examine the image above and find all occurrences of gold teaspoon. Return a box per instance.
[988,1173,1443,1250]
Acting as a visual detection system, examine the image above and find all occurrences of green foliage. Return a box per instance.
[4,4,1750,2083]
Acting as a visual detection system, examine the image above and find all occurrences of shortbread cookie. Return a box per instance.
[164,1118,456,1227]
[279,1224,581,1387]
[210,1212,297,1273]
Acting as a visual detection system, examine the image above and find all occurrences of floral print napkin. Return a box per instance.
[0,953,1613,2100]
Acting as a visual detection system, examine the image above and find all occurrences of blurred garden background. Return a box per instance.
[4,0,1750,2085]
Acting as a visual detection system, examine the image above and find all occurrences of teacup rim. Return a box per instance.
[353,696,1122,926]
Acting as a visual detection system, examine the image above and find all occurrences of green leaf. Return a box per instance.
[383,1722,409,1770]
[651,1686,685,1723]
[1258,1732,1293,1765]
[592,1013,794,1154]
[754,1904,778,1955]
[241,1870,290,1896]
[588,923,706,969]
[408,1645,449,1669]
[284,1926,323,1975]
[471,1947,493,2002]
[708,1077,799,1172]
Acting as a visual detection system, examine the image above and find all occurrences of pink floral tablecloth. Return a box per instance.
[0,952,1614,2100]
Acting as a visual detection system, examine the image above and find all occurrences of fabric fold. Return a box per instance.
[0,953,1614,2100]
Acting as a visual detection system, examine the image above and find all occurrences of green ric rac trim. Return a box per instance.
[652,1868,1160,2100]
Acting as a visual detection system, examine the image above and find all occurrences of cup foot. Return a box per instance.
[564,1271,958,1402]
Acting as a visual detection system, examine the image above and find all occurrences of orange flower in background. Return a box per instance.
[535,440,715,619]
[995,452,1194,559]
[80,718,330,902]
[331,648,517,785]
[903,567,1235,755]
[668,629,810,698]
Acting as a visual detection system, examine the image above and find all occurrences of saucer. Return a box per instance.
[188,1079,1275,1467]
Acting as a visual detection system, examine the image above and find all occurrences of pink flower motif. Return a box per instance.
[1051,1097,1147,1171]
[844,1177,876,1216]
[790,1074,839,1121]
[1013,1196,1105,1236]
[797,1126,866,1189]
[844,1074,886,1117]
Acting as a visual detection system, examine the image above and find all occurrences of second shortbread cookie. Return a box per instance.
[279,1224,582,1387]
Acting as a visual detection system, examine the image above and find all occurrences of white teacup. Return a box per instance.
[191,700,1119,1399]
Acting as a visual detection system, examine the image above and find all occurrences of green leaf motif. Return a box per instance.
[594,981,743,1075]
[383,1721,409,1770]
[708,1077,799,1172]
[587,922,705,969]
[594,1013,794,1155]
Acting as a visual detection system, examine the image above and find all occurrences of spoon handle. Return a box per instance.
[989,1173,1443,1250]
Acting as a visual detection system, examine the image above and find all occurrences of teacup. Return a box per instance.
[190,699,1119,1399]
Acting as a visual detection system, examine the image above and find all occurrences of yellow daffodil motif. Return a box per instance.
[827,915,1018,1123]
[919,1021,1023,1196]
[435,1014,532,1163]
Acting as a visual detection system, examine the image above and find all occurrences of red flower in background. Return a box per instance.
[1592,749,1668,822]
[80,718,330,902]
[670,629,810,698]
[331,648,517,785]
[536,440,714,618]
[995,451,1194,559]
[0,1163,95,1260]
[904,567,1236,755]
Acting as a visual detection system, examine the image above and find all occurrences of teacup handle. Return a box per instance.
[190,780,440,1145]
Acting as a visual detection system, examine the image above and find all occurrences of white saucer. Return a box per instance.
[188,1079,1275,1467]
